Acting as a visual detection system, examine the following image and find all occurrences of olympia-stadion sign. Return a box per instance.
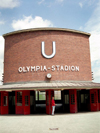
[18,42,79,73]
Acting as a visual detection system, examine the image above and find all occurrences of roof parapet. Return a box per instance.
[3,27,91,37]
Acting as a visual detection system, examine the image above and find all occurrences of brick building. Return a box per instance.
[0,28,100,115]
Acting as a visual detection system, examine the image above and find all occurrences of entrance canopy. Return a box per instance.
[0,81,100,91]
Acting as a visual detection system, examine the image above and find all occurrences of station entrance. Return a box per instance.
[77,90,90,112]
[35,90,63,114]
[9,91,15,114]
[35,91,46,114]
[0,89,100,115]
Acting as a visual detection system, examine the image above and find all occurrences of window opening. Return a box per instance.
[71,94,75,104]
[39,91,46,100]
[81,94,85,103]
[17,92,22,106]
[54,91,61,100]
[25,96,29,106]
[35,91,38,101]
[65,94,69,104]
[4,96,7,106]
[30,96,34,105]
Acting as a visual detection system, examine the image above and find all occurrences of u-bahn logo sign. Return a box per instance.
[41,41,56,59]
[18,41,80,73]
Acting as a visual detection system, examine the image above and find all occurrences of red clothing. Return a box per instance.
[52,99,55,106]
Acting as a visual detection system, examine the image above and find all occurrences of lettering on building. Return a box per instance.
[18,65,79,73]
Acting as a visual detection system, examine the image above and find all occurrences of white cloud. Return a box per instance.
[89,34,100,62]
[88,0,96,6]
[38,0,45,5]
[92,62,100,83]
[84,0,100,83]
[85,0,100,62]
[0,20,5,25]
[79,2,83,8]
[56,0,64,2]
[94,67,100,78]
[12,16,53,30]
[79,26,83,30]
[0,36,4,85]
[79,0,96,8]
[0,0,20,9]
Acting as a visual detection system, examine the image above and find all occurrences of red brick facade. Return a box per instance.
[3,28,92,84]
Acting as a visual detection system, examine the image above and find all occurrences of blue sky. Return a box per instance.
[0,0,100,84]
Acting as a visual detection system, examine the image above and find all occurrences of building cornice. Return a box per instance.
[3,27,91,37]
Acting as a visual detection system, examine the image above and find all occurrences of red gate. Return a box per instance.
[90,89,99,111]
[1,91,8,115]
[0,92,1,114]
[15,91,23,114]
[23,90,30,115]
[46,90,54,115]
[98,89,100,110]
[69,89,77,113]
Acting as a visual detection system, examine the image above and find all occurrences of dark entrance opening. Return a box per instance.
[77,90,90,112]
[35,91,46,114]
[30,91,36,114]
[54,90,63,113]
[61,90,70,113]
[8,91,15,114]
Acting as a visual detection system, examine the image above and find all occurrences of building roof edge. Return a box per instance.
[3,27,91,37]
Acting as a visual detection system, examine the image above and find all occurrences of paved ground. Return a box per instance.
[0,112,100,133]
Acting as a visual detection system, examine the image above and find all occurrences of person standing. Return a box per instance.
[51,97,56,115]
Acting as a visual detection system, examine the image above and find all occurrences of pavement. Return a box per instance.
[0,112,100,133]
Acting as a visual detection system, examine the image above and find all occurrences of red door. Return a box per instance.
[15,91,23,114]
[98,89,100,110]
[69,89,77,113]
[0,92,1,114]
[23,90,30,115]
[90,89,99,111]
[46,90,54,115]
[1,91,8,115]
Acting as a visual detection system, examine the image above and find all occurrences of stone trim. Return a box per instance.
[3,27,91,37]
